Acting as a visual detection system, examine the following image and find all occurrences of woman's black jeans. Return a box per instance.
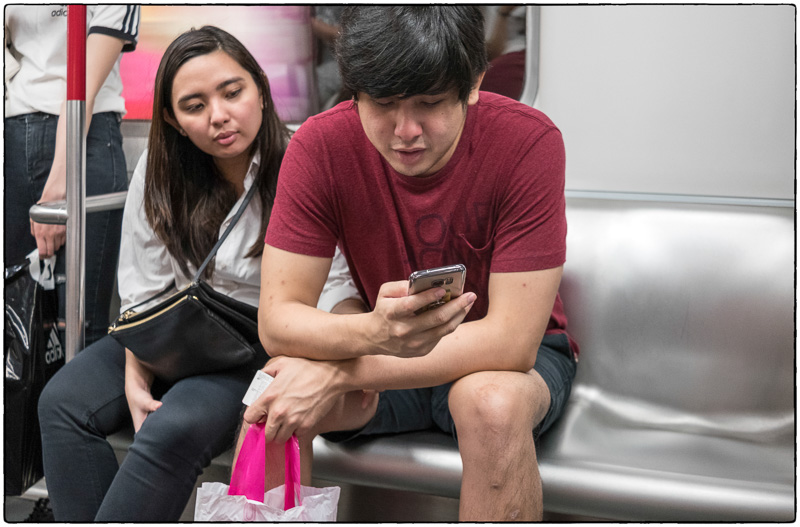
[37,336,255,521]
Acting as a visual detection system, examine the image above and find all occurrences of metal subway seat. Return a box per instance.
[538,196,793,521]
[536,387,794,521]
[98,194,797,522]
[312,431,463,497]
[311,195,795,521]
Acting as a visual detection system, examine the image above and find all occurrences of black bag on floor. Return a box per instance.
[4,252,64,496]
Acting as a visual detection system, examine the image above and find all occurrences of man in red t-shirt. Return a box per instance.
[242,6,578,521]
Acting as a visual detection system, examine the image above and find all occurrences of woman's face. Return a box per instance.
[165,50,263,169]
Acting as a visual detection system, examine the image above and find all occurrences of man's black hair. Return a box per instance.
[336,6,488,103]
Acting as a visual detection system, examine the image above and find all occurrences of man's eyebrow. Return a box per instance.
[176,77,245,105]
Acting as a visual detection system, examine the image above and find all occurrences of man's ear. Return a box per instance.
[163,108,185,135]
[468,72,486,106]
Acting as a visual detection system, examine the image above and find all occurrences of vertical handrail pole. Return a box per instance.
[519,6,541,108]
[65,4,87,361]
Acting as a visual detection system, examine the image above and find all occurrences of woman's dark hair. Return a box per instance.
[145,25,289,279]
[336,6,488,103]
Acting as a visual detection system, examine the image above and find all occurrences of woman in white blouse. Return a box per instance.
[38,26,358,522]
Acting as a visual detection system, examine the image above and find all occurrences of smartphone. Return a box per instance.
[408,264,466,314]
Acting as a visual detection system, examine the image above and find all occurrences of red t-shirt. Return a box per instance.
[268,91,578,355]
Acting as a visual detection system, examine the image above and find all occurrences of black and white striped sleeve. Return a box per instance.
[88,5,141,52]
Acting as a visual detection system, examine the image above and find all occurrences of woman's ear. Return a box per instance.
[163,108,186,136]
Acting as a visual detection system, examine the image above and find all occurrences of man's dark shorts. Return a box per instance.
[322,332,577,444]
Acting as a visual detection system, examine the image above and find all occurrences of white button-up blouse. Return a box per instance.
[117,150,359,314]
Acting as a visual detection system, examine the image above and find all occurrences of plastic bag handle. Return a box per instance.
[285,435,302,510]
[228,422,303,511]
[229,422,266,501]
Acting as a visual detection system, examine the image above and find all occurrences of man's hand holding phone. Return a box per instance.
[367,265,476,358]
[408,264,466,314]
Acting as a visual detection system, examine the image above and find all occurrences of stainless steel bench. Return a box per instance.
[105,194,793,521]
[308,195,795,521]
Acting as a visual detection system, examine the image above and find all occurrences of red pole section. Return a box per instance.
[67,4,86,101]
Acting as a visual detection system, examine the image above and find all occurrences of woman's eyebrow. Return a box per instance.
[215,77,245,92]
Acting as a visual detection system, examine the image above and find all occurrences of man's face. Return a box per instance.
[356,82,481,177]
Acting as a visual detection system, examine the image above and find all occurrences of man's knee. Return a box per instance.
[449,371,550,443]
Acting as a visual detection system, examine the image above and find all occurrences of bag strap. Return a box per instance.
[193,181,258,283]
[228,422,302,511]
[119,183,258,315]
[122,281,177,314]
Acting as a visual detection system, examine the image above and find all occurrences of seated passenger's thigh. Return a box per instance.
[138,367,253,457]
[321,387,436,443]
[531,333,577,440]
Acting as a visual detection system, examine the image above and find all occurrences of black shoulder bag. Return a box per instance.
[108,184,267,383]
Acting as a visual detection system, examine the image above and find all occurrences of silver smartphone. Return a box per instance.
[408,264,466,314]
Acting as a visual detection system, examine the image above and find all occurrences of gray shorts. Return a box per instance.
[322,332,577,444]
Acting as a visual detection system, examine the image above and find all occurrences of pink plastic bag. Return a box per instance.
[194,423,340,521]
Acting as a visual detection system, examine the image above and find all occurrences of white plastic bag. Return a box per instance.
[195,422,340,521]
[195,482,340,521]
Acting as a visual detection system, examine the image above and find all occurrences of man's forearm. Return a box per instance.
[262,281,553,391]
[259,299,380,360]
[333,315,546,393]
[327,267,563,393]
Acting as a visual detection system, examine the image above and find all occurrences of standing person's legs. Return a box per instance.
[2,112,128,346]
[81,112,128,345]
[38,336,131,521]
[3,113,57,266]
[94,366,253,521]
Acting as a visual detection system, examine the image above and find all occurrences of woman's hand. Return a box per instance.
[124,349,162,432]
[126,382,162,433]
